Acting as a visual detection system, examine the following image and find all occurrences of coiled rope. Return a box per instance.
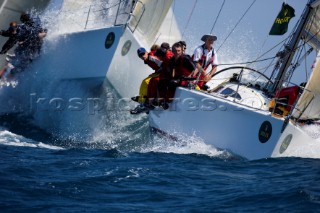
[217,0,257,52]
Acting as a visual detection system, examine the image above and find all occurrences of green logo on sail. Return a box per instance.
[269,3,295,35]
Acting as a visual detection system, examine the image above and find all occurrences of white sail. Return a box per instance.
[129,0,174,45]
[292,51,320,120]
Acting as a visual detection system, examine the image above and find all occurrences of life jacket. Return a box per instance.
[175,56,193,77]
[161,50,174,76]
[192,44,215,70]
[191,44,215,87]
[145,53,162,71]
[165,50,174,60]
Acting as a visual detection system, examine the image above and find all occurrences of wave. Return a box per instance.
[0,129,63,150]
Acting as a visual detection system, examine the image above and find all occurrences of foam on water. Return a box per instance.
[301,124,320,140]
[0,129,64,150]
[272,124,320,159]
[0,79,18,88]
[141,132,229,158]
[280,143,320,159]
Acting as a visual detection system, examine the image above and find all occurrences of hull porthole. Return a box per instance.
[105,32,115,49]
[279,134,293,154]
[258,121,272,143]
[121,40,132,56]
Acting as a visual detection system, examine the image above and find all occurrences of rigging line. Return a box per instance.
[253,35,270,63]
[182,0,198,39]
[257,37,289,73]
[255,4,300,65]
[258,16,317,75]
[304,45,309,82]
[256,61,278,73]
[246,35,289,75]
[285,41,304,84]
[210,0,225,34]
[216,56,276,66]
[277,6,318,58]
[217,0,257,52]
[258,28,307,73]
[289,28,320,55]
[248,4,317,87]
[0,0,9,15]
[257,37,289,62]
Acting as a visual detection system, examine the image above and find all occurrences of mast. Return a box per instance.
[270,0,315,94]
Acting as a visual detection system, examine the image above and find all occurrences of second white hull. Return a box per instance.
[36,26,125,81]
[272,122,320,159]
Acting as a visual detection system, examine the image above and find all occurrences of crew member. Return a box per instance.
[130,47,163,114]
[192,34,219,89]
[0,22,18,54]
[157,42,196,106]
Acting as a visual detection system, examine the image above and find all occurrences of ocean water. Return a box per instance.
[1,111,320,212]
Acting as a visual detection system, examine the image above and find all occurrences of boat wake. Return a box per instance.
[302,124,320,140]
[0,80,18,88]
[140,132,231,159]
[277,124,320,159]
[0,129,63,150]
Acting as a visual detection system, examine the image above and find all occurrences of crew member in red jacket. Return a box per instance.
[157,42,196,107]
[130,47,163,114]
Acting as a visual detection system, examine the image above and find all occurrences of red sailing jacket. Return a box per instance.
[144,52,162,71]
[173,55,195,79]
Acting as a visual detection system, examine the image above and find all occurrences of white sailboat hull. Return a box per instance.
[149,87,285,160]
[33,26,125,82]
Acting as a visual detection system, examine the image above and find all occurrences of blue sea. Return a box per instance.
[1,110,320,212]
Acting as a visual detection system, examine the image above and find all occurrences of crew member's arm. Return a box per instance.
[205,65,217,80]
[148,55,162,69]
[191,47,203,77]
[204,52,219,81]
[183,56,196,77]
[0,29,11,37]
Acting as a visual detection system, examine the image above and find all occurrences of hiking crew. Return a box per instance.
[130,37,220,115]
[130,47,163,114]
[0,22,18,54]
[156,42,196,107]
[0,13,47,79]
